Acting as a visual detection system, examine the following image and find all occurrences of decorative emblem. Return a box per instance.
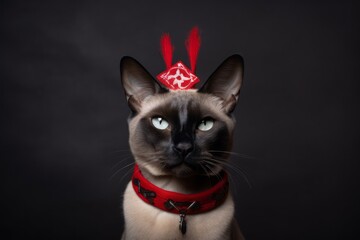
[157,61,199,90]
[157,27,201,90]
[133,178,156,204]
[212,181,229,205]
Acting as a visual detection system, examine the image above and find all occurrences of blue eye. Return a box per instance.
[151,117,169,130]
[198,118,214,131]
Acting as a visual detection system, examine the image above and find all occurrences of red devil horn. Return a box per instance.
[160,33,174,69]
[185,26,201,72]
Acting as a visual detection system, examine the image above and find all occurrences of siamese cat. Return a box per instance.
[120,54,245,240]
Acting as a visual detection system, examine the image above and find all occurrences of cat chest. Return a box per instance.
[122,182,234,240]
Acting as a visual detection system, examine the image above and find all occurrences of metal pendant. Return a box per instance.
[167,200,197,235]
[179,213,187,234]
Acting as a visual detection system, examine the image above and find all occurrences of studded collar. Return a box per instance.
[132,164,229,215]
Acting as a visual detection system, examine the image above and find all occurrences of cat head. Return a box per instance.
[120,55,244,177]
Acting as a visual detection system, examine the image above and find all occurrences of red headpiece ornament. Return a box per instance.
[157,27,201,90]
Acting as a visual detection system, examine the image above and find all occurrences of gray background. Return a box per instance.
[2,0,359,239]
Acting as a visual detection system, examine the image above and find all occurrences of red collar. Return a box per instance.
[132,164,229,215]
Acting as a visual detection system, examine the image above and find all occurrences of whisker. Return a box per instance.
[111,155,134,170]
[109,149,132,154]
[110,161,135,181]
[208,150,258,161]
[198,161,215,185]
[202,162,223,182]
[118,163,136,184]
[199,157,252,189]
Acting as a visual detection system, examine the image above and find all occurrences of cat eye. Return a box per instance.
[151,117,169,130]
[198,118,214,131]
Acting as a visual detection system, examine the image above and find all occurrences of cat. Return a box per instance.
[120,54,245,240]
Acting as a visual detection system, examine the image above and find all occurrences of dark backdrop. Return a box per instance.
[2,0,359,239]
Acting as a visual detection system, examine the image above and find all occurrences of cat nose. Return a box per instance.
[173,142,193,158]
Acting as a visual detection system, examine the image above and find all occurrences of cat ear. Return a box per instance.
[120,56,167,112]
[198,54,244,113]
